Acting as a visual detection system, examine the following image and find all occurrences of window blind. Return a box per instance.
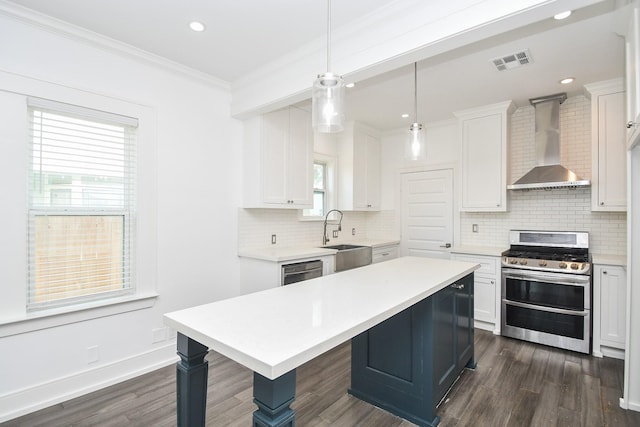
[27,98,138,310]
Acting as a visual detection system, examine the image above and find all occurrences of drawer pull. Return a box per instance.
[450,283,465,290]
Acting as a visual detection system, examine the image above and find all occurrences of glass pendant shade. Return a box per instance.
[312,72,345,133]
[407,122,426,160]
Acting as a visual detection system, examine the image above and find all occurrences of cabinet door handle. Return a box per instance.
[603,270,608,275]
[440,243,452,248]
[491,280,495,284]
[627,121,637,129]
[600,202,605,206]
[450,283,465,290]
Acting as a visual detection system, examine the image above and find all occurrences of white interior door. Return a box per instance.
[400,169,454,259]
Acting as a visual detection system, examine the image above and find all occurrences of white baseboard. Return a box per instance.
[0,341,179,423]
[619,397,640,412]
[601,346,625,360]
[473,320,495,333]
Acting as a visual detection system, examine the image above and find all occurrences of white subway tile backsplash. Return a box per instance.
[238,209,398,250]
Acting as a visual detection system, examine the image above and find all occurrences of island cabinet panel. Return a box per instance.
[349,273,475,427]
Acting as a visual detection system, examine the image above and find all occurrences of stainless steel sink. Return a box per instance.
[322,244,372,272]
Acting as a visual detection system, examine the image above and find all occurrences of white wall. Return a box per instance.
[0,10,243,421]
[624,144,640,411]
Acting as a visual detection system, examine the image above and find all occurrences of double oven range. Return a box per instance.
[501,230,592,354]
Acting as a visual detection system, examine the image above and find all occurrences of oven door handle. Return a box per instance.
[503,299,589,316]
[502,270,590,287]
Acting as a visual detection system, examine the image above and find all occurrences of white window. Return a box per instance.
[27,98,138,311]
[302,154,337,220]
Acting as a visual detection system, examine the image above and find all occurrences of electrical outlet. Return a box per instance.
[472,224,478,233]
[352,228,356,236]
[332,230,339,238]
[87,345,99,364]
[271,234,276,244]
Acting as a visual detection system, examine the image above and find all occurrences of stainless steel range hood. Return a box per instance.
[507,93,590,190]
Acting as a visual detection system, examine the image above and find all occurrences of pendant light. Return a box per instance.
[407,62,426,160]
[312,0,345,133]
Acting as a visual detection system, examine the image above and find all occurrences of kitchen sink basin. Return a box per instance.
[321,244,372,272]
[323,244,366,251]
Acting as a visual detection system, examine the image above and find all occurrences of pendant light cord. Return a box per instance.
[326,0,331,73]
[414,62,418,122]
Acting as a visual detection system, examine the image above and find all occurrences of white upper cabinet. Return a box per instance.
[243,107,313,209]
[338,122,381,211]
[455,101,515,212]
[585,79,626,212]
[625,3,640,149]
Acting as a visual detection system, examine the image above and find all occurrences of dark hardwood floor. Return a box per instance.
[4,330,639,426]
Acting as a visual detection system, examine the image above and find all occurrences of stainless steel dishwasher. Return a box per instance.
[281,260,323,286]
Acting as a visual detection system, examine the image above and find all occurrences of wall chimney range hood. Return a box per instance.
[507,93,590,190]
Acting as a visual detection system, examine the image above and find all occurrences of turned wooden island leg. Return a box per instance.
[176,333,209,427]
[253,370,296,427]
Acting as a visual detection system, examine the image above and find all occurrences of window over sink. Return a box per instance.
[301,154,336,220]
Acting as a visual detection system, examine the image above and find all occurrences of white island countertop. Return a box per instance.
[164,256,478,379]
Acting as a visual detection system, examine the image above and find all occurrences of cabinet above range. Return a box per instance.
[243,106,313,209]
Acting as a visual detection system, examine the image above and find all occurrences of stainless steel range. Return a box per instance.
[501,230,591,354]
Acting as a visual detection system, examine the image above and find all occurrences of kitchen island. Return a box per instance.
[163,256,478,426]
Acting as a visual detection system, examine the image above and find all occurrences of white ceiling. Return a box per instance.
[5,0,626,130]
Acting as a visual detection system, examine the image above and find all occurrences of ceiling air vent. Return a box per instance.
[491,49,533,71]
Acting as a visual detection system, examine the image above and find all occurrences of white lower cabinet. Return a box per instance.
[593,264,627,359]
[451,253,501,334]
[372,244,399,264]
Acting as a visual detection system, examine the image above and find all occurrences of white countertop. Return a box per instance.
[164,256,478,379]
[450,245,507,257]
[238,238,400,262]
[237,246,336,262]
[591,253,627,266]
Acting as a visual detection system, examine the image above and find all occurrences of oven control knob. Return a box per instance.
[510,259,518,264]
[571,263,579,270]
[559,262,567,269]
[518,259,527,265]
[539,260,547,267]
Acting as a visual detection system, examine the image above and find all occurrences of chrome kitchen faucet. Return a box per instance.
[322,209,343,245]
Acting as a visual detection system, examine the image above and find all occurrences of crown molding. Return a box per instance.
[0,0,230,90]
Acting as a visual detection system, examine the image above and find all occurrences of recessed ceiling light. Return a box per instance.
[560,77,575,84]
[189,21,206,32]
[554,10,572,20]
[345,82,356,88]
[401,113,409,118]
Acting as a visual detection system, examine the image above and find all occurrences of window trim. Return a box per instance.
[0,70,157,336]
